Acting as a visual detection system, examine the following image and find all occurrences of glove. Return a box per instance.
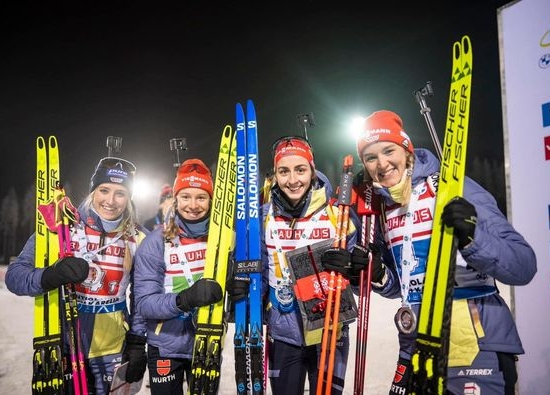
[226,275,250,302]
[121,333,147,383]
[321,246,369,285]
[321,247,352,277]
[41,257,89,292]
[367,243,386,284]
[441,197,477,249]
[176,278,223,312]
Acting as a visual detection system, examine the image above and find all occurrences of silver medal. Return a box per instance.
[394,306,417,334]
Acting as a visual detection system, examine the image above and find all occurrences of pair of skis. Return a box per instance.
[189,125,237,395]
[233,100,264,395]
[34,136,88,394]
[408,35,473,394]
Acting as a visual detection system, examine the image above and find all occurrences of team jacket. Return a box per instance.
[6,203,147,358]
[369,148,537,359]
[261,171,360,347]
[133,215,208,359]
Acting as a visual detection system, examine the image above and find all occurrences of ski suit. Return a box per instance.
[133,214,209,394]
[262,171,359,395]
[6,202,147,394]
[368,148,537,395]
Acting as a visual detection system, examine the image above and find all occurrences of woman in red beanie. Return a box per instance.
[255,136,362,395]
[133,158,223,394]
[331,109,536,394]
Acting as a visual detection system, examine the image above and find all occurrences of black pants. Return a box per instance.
[147,345,192,395]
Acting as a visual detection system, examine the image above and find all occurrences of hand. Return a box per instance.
[176,278,223,312]
[321,247,352,277]
[121,333,147,383]
[441,197,477,249]
[40,256,89,292]
[226,275,250,302]
[367,243,386,284]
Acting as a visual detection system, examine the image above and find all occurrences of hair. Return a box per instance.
[163,200,180,240]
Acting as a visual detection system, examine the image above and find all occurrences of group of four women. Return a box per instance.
[6,109,536,395]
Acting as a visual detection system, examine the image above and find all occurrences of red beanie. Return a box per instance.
[273,137,315,169]
[173,159,213,197]
[356,110,414,157]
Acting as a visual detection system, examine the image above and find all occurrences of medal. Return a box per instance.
[275,281,294,306]
[394,306,417,334]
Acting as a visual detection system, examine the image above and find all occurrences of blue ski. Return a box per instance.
[234,100,264,395]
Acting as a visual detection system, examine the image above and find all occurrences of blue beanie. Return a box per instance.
[90,157,136,195]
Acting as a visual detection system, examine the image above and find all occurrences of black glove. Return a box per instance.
[441,197,477,249]
[321,247,352,276]
[226,275,250,302]
[121,333,147,383]
[367,243,386,284]
[176,278,223,312]
[41,256,89,292]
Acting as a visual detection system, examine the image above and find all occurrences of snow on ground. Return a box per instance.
[0,264,399,394]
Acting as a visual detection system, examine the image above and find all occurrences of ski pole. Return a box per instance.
[353,180,378,394]
[316,155,354,395]
[40,185,88,395]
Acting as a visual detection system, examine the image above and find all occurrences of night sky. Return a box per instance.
[1,1,510,218]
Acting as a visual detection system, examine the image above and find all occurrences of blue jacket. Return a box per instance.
[133,214,208,359]
[372,148,537,358]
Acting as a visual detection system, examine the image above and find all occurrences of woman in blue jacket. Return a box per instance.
[336,110,536,395]
[133,159,223,395]
[6,157,148,394]
[259,136,362,395]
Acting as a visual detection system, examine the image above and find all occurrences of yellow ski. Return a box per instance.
[409,35,473,394]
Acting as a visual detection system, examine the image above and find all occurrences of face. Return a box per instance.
[360,141,408,188]
[175,188,210,221]
[274,155,313,206]
[92,183,130,221]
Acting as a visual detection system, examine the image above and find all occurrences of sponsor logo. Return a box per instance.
[542,102,550,127]
[540,53,550,69]
[544,136,550,161]
[156,359,171,376]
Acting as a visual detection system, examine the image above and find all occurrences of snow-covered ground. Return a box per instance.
[0,264,399,394]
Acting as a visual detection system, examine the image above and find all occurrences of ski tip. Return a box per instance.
[49,135,58,149]
[223,124,233,137]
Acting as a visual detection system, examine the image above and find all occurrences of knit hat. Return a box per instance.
[159,183,173,203]
[272,136,315,169]
[356,110,414,157]
[173,159,213,197]
[90,157,136,195]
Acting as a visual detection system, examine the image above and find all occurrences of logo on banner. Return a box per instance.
[543,102,550,127]
[545,136,550,161]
